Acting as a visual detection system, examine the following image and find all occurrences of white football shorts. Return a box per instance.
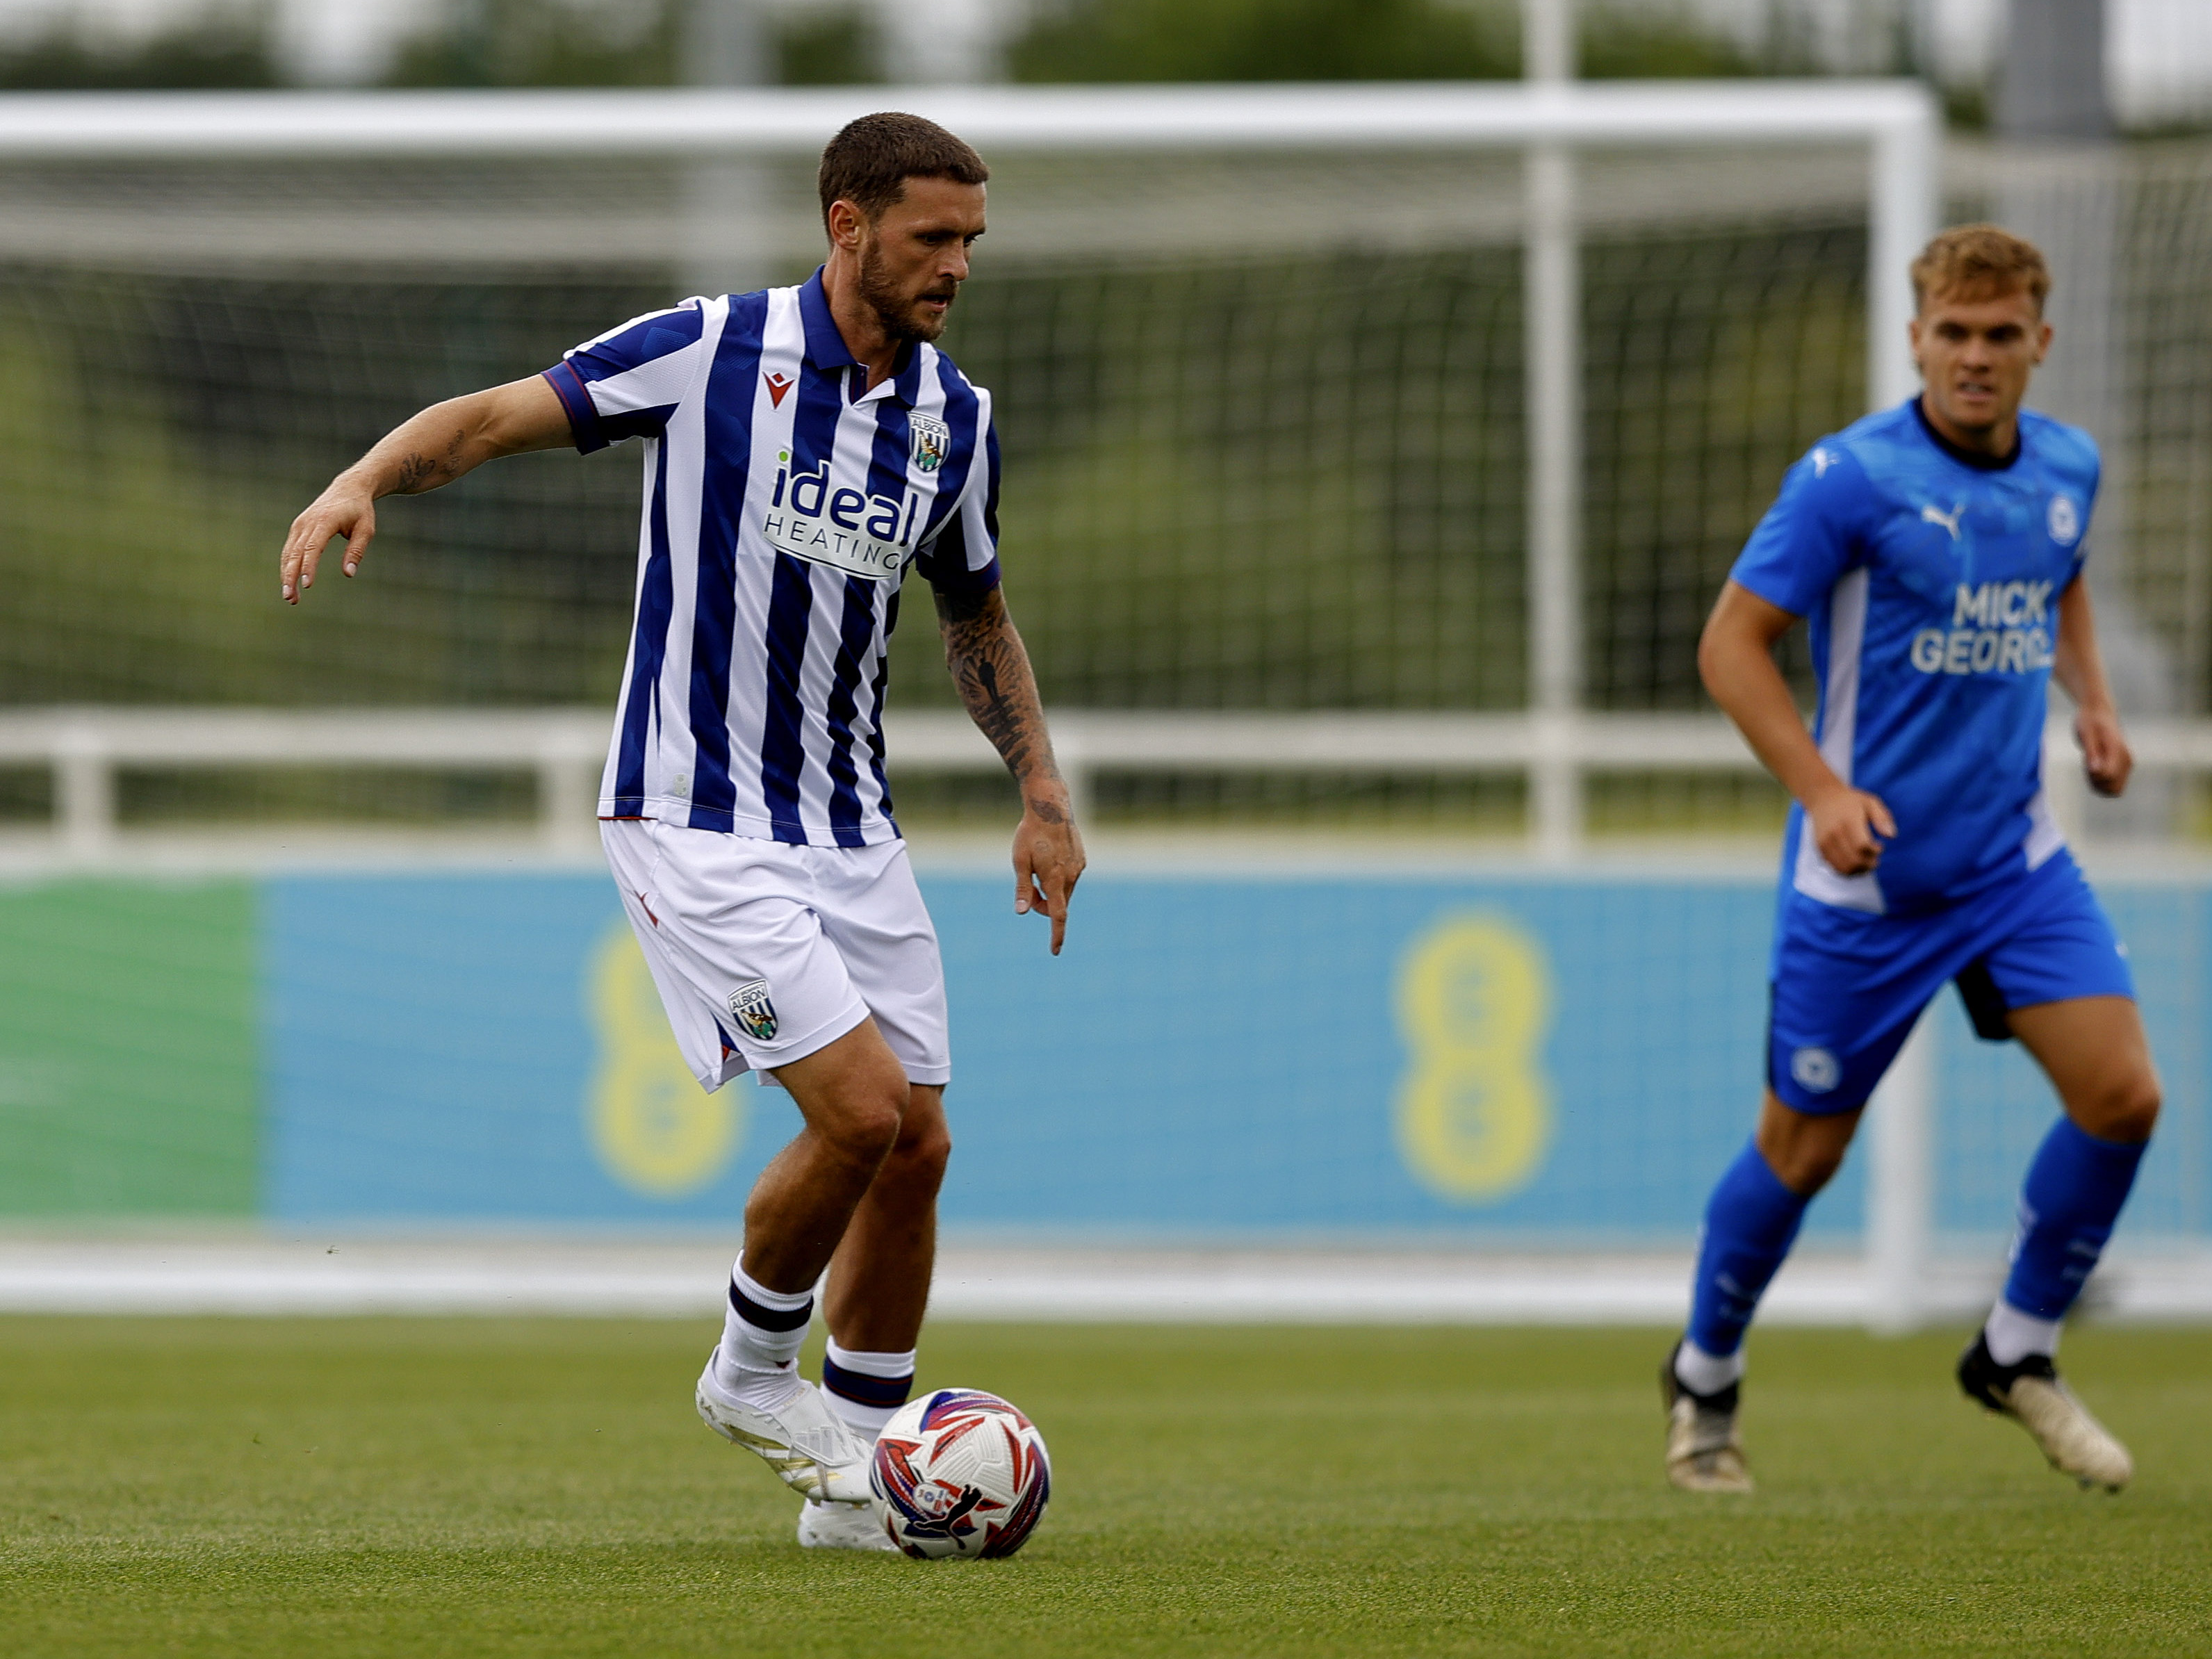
[600,817,951,1093]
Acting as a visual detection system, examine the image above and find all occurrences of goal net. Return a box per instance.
[0,83,1929,837]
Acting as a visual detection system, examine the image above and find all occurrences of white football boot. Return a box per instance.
[796,1493,897,1552]
[1958,1335,2133,1492]
[1661,1345,1754,1494]
[695,1351,874,1507]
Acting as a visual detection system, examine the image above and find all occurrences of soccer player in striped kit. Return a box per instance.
[1664,226,2156,1496]
[280,113,1083,1550]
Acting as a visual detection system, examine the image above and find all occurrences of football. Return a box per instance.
[869,1389,1051,1560]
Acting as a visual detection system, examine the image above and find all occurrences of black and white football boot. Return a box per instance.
[1957,1334,2132,1492]
[1660,1342,1753,1494]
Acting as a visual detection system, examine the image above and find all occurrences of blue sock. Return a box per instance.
[1685,1140,1811,1362]
[2000,1118,2147,1322]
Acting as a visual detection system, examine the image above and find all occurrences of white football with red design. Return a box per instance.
[868,1388,1051,1560]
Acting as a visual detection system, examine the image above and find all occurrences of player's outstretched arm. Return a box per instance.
[279,375,573,605]
[2054,579,2131,798]
[934,585,1085,954]
[1699,580,1896,876]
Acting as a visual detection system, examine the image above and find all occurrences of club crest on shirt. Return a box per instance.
[2048,493,2081,547]
[728,979,778,1043]
[910,414,950,475]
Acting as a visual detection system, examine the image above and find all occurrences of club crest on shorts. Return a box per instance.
[727,979,778,1043]
[1789,1046,1840,1094]
[910,414,949,475]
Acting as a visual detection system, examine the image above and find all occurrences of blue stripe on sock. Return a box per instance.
[822,1357,915,1409]
[729,1281,813,1333]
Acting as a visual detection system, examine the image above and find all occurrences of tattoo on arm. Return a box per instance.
[936,585,1062,803]
[390,428,471,496]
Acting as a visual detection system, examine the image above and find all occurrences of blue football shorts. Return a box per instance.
[1767,849,2135,1115]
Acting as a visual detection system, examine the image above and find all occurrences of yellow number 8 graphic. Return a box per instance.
[1393,915,1553,1201]
[586,922,742,1196]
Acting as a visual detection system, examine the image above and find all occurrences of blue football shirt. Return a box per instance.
[1729,398,2099,914]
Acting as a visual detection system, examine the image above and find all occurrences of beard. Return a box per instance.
[857,240,954,344]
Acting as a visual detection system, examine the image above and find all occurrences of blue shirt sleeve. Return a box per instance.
[540,302,708,455]
[914,421,1003,597]
[2066,449,2102,589]
[1728,440,1876,618]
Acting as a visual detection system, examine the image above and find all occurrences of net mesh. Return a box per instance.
[0,137,1885,833]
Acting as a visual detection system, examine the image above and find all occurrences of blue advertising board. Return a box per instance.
[261,868,1894,1241]
[2,865,2202,1241]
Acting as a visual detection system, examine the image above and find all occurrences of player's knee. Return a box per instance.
[894,1118,952,1191]
[824,1078,909,1166]
[1777,1139,1847,1195]
[2086,1069,2161,1144]
[1755,1101,1855,1196]
[838,1107,904,1168]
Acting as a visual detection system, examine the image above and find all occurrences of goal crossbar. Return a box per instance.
[0,81,1940,160]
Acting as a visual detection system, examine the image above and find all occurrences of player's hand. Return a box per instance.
[1806,784,1894,876]
[2075,705,2131,799]
[1012,783,1084,956]
[281,473,377,604]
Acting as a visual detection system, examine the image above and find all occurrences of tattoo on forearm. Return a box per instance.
[391,429,468,496]
[936,588,1061,796]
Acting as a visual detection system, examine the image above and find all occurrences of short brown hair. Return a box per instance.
[1910,224,2051,315]
[817,112,989,234]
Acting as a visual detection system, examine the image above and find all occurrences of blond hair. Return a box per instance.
[1910,224,2052,315]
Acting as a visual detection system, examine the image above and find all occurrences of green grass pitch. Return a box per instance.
[2,1316,2208,1657]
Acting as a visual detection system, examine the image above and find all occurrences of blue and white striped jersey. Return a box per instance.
[543,269,1001,848]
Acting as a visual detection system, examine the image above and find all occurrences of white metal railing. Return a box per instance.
[2,705,2206,860]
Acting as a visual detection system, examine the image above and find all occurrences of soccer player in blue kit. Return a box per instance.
[1662,226,2158,1494]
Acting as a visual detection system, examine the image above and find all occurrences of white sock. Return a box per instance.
[1673,1337,1745,1396]
[821,1340,917,1439]
[1983,1300,2063,1367]
[712,1256,812,1411]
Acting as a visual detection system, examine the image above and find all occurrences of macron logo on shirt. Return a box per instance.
[1908,580,2056,677]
